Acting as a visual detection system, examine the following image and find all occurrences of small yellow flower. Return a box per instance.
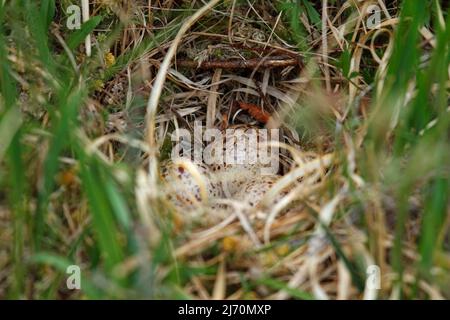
[275,244,290,257]
[57,167,77,187]
[222,236,239,252]
[104,52,116,68]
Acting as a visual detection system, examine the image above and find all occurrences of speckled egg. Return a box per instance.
[206,126,280,195]
[234,174,288,208]
[161,160,223,209]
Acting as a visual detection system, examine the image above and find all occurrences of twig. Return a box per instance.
[206,69,222,128]
[176,56,299,70]
[229,42,300,58]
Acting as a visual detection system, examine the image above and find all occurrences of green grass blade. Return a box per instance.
[35,86,86,249]
[256,277,314,300]
[40,0,56,30]
[67,16,102,51]
[77,154,125,274]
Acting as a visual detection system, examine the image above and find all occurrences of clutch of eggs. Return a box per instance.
[161,126,284,212]
[160,160,222,210]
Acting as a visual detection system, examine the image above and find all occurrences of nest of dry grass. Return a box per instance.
[86,1,446,299]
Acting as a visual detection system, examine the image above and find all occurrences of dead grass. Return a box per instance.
[0,0,449,300]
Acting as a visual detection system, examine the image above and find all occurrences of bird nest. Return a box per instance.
[120,15,369,301]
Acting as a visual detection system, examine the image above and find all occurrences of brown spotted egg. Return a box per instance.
[161,160,223,209]
[206,126,280,195]
[234,174,290,208]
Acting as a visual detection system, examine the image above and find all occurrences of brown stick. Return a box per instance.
[176,56,299,70]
